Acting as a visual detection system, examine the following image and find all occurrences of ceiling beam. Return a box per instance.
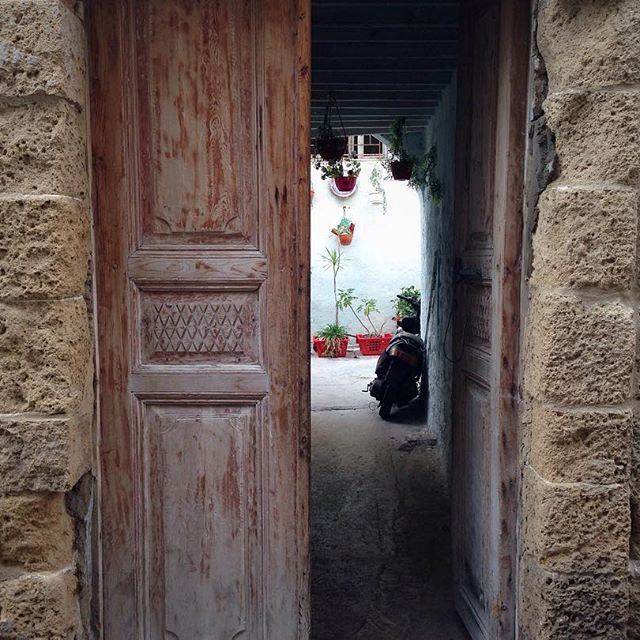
[311,70,451,85]
[312,41,458,59]
[313,8,458,27]
[312,109,434,117]
[313,57,455,72]
[311,90,442,99]
[311,103,439,110]
[313,25,458,42]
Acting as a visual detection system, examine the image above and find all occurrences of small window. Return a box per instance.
[348,135,386,159]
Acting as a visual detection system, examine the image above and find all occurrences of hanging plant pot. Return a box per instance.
[334,176,357,192]
[390,159,414,181]
[316,137,348,162]
[339,232,353,246]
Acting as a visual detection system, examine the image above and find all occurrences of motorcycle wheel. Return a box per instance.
[379,364,401,420]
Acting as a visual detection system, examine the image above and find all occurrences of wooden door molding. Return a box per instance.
[88,0,310,637]
[452,1,530,638]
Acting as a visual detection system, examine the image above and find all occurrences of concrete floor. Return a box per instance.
[311,355,468,640]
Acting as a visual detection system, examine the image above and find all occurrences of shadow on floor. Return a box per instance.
[311,356,468,640]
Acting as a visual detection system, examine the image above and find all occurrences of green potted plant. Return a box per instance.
[338,288,391,355]
[369,164,388,213]
[384,117,414,180]
[383,118,443,201]
[330,207,355,245]
[314,322,349,357]
[313,247,350,357]
[392,285,421,324]
[313,153,361,193]
[407,146,443,202]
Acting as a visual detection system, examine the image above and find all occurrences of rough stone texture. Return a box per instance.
[0,299,91,414]
[522,467,629,574]
[538,0,640,90]
[545,90,640,187]
[0,0,86,105]
[630,413,640,560]
[0,194,88,299]
[520,555,627,640]
[0,493,74,570]
[526,292,634,405]
[0,98,87,198]
[530,406,632,485]
[0,415,90,493]
[531,187,638,289]
[0,571,78,639]
[630,575,640,639]
[525,1,640,636]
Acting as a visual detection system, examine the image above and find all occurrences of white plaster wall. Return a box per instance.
[421,77,457,479]
[310,160,421,337]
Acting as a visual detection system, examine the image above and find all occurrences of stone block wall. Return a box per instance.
[521,0,640,638]
[0,1,92,639]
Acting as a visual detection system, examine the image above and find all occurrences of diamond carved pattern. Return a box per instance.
[142,292,259,365]
[152,302,247,355]
[465,286,491,348]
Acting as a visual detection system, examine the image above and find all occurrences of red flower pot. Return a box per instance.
[356,334,393,356]
[390,160,414,181]
[313,336,349,357]
[316,137,347,162]
[338,233,353,246]
[334,176,357,192]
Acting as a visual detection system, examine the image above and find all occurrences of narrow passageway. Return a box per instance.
[311,357,468,640]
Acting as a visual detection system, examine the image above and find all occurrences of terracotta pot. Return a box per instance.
[390,159,414,181]
[313,336,349,358]
[339,232,353,246]
[316,137,347,162]
[334,176,357,192]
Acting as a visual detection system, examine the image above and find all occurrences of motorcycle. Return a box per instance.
[367,294,424,420]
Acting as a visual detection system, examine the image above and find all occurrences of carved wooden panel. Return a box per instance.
[144,403,262,638]
[452,1,528,638]
[90,0,310,636]
[464,285,492,350]
[465,4,499,251]
[134,0,258,248]
[139,290,261,365]
[459,376,491,633]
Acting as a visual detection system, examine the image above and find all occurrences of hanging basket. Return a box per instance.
[314,94,349,162]
[338,232,353,246]
[390,159,414,181]
[316,137,348,162]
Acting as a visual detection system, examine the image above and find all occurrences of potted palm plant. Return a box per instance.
[338,289,391,356]
[313,246,350,357]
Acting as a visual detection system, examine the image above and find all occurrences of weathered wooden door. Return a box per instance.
[89,1,310,637]
[451,1,528,637]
